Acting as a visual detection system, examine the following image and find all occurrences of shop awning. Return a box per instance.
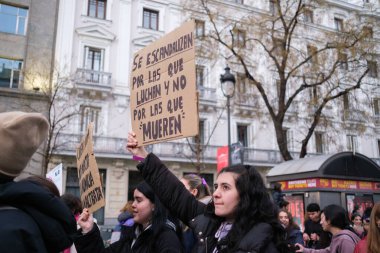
[267,152,380,182]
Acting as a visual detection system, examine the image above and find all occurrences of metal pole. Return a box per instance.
[227,96,231,166]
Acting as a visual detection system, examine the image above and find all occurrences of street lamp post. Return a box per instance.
[220,66,236,166]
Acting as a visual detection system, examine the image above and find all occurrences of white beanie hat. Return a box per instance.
[0,111,49,177]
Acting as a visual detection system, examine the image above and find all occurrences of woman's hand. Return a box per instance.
[295,243,304,252]
[77,208,94,234]
[126,131,148,159]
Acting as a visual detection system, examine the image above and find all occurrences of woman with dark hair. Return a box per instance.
[278,210,303,251]
[350,213,364,238]
[296,204,360,253]
[127,132,287,253]
[74,181,183,253]
[353,203,380,253]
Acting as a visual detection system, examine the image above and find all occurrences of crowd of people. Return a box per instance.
[1,112,380,253]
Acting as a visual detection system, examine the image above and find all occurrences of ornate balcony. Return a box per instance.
[197,86,217,112]
[75,68,112,97]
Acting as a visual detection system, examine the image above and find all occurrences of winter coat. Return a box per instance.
[286,227,304,246]
[304,219,332,249]
[303,229,360,253]
[353,236,367,253]
[75,222,182,253]
[137,153,280,253]
[0,180,77,253]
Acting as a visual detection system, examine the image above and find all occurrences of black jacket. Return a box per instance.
[75,223,182,253]
[0,180,77,253]
[137,153,280,253]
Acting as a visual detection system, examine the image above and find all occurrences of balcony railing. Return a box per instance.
[54,134,310,166]
[76,68,112,90]
[54,134,380,167]
[197,86,217,102]
[342,109,367,122]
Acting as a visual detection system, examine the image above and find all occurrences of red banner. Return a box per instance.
[280,178,380,192]
[217,146,229,172]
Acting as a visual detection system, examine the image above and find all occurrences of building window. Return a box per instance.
[283,128,294,151]
[303,9,313,23]
[368,60,378,78]
[343,93,349,110]
[0,3,28,35]
[309,86,319,103]
[87,0,106,19]
[80,106,101,134]
[334,18,343,31]
[84,46,104,83]
[237,125,248,147]
[269,0,278,15]
[237,73,246,94]
[363,26,373,39]
[315,132,324,153]
[143,8,158,30]
[233,29,246,48]
[193,120,205,145]
[377,140,380,156]
[196,65,205,87]
[235,0,244,4]
[195,20,205,38]
[374,99,380,116]
[346,135,357,152]
[66,167,106,224]
[0,58,22,88]
[338,52,348,70]
[307,45,318,65]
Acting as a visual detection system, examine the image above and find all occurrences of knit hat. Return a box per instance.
[0,111,49,177]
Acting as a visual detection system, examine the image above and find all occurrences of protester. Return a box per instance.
[180,174,212,253]
[353,203,380,253]
[272,182,286,207]
[62,193,83,253]
[181,174,212,204]
[350,213,364,238]
[75,181,183,253]
[278,209,303,251]
[111,201,134,243]
[21,175,61,197]
[0,111,77,253]
[303,203,331,249]
[126,131,288,253]
[280,200,290,211]
[296,204,360,253]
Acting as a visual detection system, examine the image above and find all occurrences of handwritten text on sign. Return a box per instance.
[76,123,105,213]
[130,21,198,145]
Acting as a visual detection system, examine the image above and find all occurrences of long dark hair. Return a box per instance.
[135,181,182,250]
[322,204,352,231]
[214,165,287,252]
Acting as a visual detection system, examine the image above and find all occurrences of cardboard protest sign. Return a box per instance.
[76,123,105,213]
[46,163,63,195]
[130,20,198,146]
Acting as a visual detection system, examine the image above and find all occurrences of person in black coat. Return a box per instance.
[0,111,77,253]
[127,132,288,253]
[75,181,183,253]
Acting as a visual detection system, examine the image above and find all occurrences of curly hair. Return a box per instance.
[215,165,287,252]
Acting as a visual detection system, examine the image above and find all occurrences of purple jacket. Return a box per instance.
[303,229,360,253]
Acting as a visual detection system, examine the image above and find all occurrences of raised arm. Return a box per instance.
[127,132,205,225]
